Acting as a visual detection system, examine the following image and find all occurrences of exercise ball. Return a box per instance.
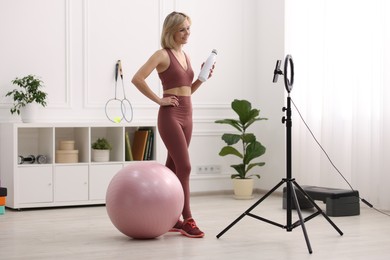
[106,161,184,239]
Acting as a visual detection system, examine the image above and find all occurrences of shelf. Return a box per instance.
[91,127,124,162]
[55,127,89,163]
[0,122,157,209]
[18,127,54,164]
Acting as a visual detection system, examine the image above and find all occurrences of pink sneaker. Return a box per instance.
[180,218,205,238]
[169,220,183,232]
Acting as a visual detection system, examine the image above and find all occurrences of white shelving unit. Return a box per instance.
[0,123,156,209]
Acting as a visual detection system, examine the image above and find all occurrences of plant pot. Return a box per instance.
[20,103,39,123]
[92,149,110,162]
[232,178,254,200]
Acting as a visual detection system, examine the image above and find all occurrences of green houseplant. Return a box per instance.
[91,138,112,162]
[91,138,112,150]
[5,75,48,116]
[215,99,267,199]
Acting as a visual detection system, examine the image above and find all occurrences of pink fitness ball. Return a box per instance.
[106,161,184,239]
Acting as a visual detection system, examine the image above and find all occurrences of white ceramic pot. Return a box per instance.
[20,103,39,123]
[92,149,110,162]
[232,178,254,200]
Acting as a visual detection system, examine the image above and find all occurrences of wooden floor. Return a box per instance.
[1,193,390,260]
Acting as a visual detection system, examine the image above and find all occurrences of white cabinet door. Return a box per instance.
[18,166,53,204]
[54,165,88,202]
[89,164,122,200]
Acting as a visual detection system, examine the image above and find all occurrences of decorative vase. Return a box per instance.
[232,178,254,200]
[20,103,39,123]
[92,149,110,162]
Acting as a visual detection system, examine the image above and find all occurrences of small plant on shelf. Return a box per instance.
[91,138,112,150]
[5,75,48,115]
[91,138,112,162]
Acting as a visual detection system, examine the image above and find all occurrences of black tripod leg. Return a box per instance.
[216,212,246,239]
[288,181,313,254]
[216,180,285,238]
[292,181,343,236]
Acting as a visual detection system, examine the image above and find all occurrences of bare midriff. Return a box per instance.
[163,86,191,96]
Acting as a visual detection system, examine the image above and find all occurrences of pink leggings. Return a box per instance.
[158,95,193,219]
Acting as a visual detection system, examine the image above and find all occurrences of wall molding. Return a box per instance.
[82,0,90,109]
[80,0,231,112]
[193,103,230,110]
[0,0,71,110]
[192,130,224,137]
[47,0,72,109]
[64,0,72,108]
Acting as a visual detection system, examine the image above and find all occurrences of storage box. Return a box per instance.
[59,140,75,150]
[56,150,79,163]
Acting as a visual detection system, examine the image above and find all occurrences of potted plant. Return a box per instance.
[215,99,267,199]
[5,75,48,122]
[91,138,112,162]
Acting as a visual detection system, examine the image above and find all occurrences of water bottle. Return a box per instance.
[198,49,217,82]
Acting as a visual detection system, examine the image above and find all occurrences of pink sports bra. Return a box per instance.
[158,49,194,91]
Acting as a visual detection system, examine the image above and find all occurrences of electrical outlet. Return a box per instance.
[196,164,221,174]
[210,164,221,173]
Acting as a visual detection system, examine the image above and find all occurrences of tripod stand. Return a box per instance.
[216,55,343,254]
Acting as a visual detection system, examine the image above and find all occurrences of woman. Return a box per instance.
[131,11,214,238]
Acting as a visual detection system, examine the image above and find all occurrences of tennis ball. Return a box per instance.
[114,116,121,123]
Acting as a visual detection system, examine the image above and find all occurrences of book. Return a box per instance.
[125,131,133,161]
[146,129,154,160]
[131,130,149,161]
[138,127,154,160]
[142,128,154,160]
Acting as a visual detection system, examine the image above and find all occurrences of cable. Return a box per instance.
[290,97,390,218]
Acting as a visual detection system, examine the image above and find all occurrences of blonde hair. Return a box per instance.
[161,11,191,49]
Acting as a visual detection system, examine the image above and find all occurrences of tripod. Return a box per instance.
[216,55,343,254]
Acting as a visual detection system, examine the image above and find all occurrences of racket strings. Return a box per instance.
[105,60,133,123]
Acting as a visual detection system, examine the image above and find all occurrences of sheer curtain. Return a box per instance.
[285,0,390,211]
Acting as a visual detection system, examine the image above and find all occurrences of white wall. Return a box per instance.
[0,0,285,193]
[256,0,286,190]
